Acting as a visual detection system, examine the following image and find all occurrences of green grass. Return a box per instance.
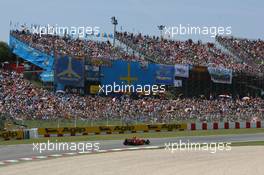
[231,141,264,146]
[17,120,141,128]
[1,128,264,145]
[15,119,197,128]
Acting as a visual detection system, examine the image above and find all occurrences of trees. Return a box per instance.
[0,41,15,62]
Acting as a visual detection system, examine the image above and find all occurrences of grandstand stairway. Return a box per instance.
[115,36,158,63]
[214,41,242,63]
[216,39,262,73]
[9,35,54,82]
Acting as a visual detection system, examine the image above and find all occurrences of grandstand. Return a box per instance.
[0,26,263,126]
[216,35,264,72]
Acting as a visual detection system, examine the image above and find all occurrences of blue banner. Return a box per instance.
[100,60,156,86]
[55,56,84,87]
[9,36,54,71]
[155,64,174,85]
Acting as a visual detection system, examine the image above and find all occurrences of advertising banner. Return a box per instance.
[174,80,182,87]
[86,65,100,81]
[175,64,189,78]
[207,67,232,84]
[55,56,85,87]
[38,124,187,136]
[155,64,174,85]
[100,60,156,86]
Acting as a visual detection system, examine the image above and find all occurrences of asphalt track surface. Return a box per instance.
[2,147,264,175]
[0,133,264,161]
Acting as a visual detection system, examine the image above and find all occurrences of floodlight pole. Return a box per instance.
[111,16,118,47]
[157,25,165,39]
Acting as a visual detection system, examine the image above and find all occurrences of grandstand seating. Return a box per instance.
[116,32,262,75]
[216,35,264,73]
[0,69,263,122]
[1,29,263,123]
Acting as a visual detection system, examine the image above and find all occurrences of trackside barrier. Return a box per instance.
[191,123,196,130]
[256,121,261,128]
[235,122,240,129]
[246,122,250,128]
[224,122,229,129]
[25,128,39,139]
[189,121,263,130]
[2,121,262,140]
[38,124,188,137]
[213,122,218,130]
[0,129,39,140]
[0,130,24,140]
[202,123,207,130]
[38,121,264,137]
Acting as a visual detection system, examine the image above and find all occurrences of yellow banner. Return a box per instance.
[0,130,24,140]
[38,123,187,136]
[90,85,100,94]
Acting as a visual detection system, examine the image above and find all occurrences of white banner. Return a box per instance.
[175,64,189,78]
[174,80,182,87]
[207,67,232,84]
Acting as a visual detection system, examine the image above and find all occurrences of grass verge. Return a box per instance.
[232,141,264,146]
[1,128,264,145]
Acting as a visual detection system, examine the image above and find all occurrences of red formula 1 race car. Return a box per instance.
[123,137,150,146]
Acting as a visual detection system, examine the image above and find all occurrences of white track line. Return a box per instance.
[4,160,19,163]
[63,152,78,156]
[78,151,91,154]
[19,158,34,161]
[142,146,163,149]
[110,148,123,151]
[0,146,163,166]
[48,154,63,157]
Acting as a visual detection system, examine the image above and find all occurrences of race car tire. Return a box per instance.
[145,139,150,145]
[123,139,128,145]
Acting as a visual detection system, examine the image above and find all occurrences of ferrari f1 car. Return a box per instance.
[123,137,150,146]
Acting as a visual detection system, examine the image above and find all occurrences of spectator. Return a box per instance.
[0,69,263,123]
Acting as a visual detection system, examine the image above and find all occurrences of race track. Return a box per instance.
[1,146,264,175]
[0,133,264,161]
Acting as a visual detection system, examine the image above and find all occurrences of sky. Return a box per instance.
[0,0,263,42]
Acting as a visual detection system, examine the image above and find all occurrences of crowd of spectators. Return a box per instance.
[216,35,264,73]
[10,30,143,62]
[116,32,262,74]
[1,69,263,123]
[11,30,263,75]
[5,30,264,124]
